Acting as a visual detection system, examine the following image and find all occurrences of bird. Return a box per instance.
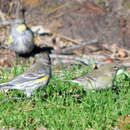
[7,19,34,54]
[0,52,51,98]
[7,0,34,54]
[64,63,122,90]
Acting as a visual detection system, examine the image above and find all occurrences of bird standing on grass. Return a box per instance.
[65,63,122,90]
[0,52,51,99]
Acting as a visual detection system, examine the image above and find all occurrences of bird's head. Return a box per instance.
[35,53,51,65]
[99,63,119,73]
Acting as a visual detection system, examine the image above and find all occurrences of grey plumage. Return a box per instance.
[7,0,34,54]
[8,19,34,54]
[0,53,51,98]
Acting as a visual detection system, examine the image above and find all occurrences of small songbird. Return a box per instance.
[64,63,122,90]
[0,52,51,98]
[8,19,34,54]
[7,0,34,54]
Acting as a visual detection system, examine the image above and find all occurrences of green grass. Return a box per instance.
[0,63,130,130]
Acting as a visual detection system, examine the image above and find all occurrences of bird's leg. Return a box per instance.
[24,90,32,98]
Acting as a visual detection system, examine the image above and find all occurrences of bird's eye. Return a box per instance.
[113,65,119,70]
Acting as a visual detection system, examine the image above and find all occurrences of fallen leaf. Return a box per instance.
[118,48,127,58]
[117,115,130,129]
[104,58,113,63]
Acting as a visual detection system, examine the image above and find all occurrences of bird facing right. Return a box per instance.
[65,63,122,90]
[0,52,51,98]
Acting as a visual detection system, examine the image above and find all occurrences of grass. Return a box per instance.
[0,62,130,130]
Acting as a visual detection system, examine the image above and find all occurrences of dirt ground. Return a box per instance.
[0,0,130,68]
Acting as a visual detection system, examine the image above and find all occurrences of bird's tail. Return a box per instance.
[64,80,80,84]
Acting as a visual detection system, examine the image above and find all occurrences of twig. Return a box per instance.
[0,9,13,27]
[57,34,81,44]
[52,59,83,65]
[50,54,107,65]
[16,0,21,20]
[0,10,6,22]
[52,39,98,54]
[47,1,71,17]
[0,20,13,28]
[48,5,81,20]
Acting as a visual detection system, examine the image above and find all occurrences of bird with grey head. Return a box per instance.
[7,0,34,54]
[0,52,51,99]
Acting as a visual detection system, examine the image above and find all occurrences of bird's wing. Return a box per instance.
[0,69,49,89]
[10,70,48,84]
[23,30,34,42]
